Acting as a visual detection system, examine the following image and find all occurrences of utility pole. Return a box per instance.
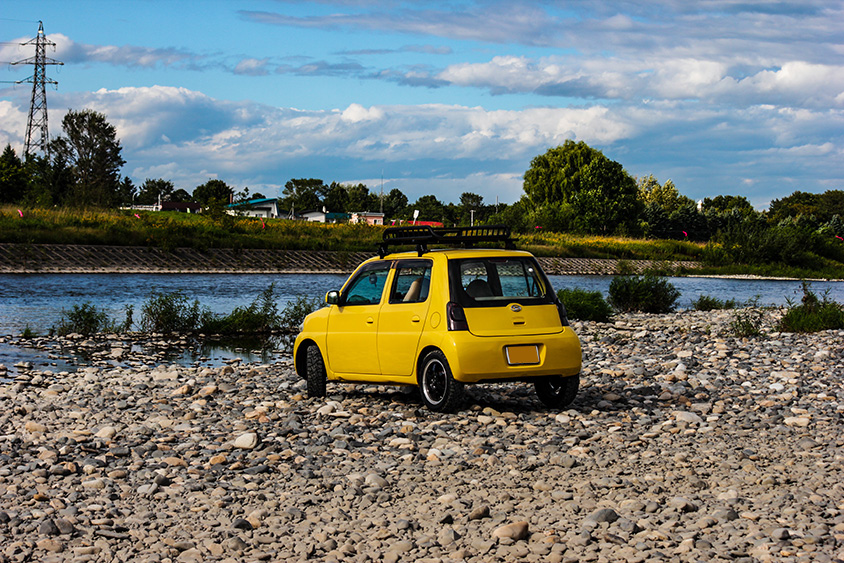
[11,21,63,158]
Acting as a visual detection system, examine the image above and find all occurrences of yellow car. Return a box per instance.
[293,226,582,412]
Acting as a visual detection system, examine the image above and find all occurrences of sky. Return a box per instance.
[1,1,843,210]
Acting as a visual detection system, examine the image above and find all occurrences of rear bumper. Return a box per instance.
[441,327,582,383]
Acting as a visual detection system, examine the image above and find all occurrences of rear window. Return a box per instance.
[450,257,554,307]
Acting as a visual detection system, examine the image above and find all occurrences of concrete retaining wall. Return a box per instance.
[0,243,698,275]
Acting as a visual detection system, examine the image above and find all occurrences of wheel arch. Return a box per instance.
[295,338,318,378]
[415,345,443,383]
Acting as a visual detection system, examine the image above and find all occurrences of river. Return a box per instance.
[2,272,842,336]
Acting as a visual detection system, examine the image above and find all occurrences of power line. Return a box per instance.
[10,20,63,157]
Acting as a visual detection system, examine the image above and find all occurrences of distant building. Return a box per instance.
[350,211,385,225]
[411,220,443,227]
[301,210,351,223]
[227,198,280,218]
[161,202,202,213]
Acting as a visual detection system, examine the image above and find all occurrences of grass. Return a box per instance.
[519,231,704,262]
[730,298,766,338]
[776,282,844,333]
[1,205,383,252]
[3,205,844,279]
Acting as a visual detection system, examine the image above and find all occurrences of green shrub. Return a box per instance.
[608,274,681,313]
[54,302,114,336]
[776,282,844,333]
[692,294,738,311]
[202,285,282,334]
[730,297,765,337]
[140,291,209,333]
[557,288,613,322]
[279,295,324,330]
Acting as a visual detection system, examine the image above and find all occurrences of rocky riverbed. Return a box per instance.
[0,309,842,563]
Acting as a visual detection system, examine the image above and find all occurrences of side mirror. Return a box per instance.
[326,290,340,305]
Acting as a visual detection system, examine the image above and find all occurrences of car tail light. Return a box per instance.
[447,302,469,331]
[555,298,570,327]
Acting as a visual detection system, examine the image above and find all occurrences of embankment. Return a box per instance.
[0,243,697,275]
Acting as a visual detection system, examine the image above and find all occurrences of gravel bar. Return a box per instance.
[0,309,842,562]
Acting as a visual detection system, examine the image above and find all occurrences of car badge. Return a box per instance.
[510,304,522,312]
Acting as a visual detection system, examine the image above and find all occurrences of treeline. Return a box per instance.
[1,111,843,273]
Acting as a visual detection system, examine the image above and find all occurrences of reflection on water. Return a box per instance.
[0,333,298,381]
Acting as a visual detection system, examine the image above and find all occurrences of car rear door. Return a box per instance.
[453,257,563,337]
[377,259,433,376]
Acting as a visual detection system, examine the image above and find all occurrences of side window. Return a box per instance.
[390,261,432,304]
[343,263,390,305]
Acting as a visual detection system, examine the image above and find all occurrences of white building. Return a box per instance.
[227,198,280,218]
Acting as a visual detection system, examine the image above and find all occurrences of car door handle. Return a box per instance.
[411,315,421,323]
[366,317,375,324]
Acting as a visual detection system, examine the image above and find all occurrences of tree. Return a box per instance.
[137,178,175,205]
[523,140,641,234]
[116,177,135,207]
[0,145,27,203]
[701,194,753,214]
[170,188,191,203]
[23,153,73,206]
[50,109,125,207]
[638,175,694,214]
[458,192,484,225]
[280,178,326,213]
[819,190,844,221]
[193,179,233,206]
[345,183,378,212]
[768,191,819,223]
[411,195,445,223]
[323,182,349,212]
[382,188,408,220]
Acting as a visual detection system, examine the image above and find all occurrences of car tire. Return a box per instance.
[306,344,327,398]
[419,350,463,413]
[534,374,579,409]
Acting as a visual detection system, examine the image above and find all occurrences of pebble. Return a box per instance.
[0,309,841,562]
[492,521,530,540]
[233,432,258,449]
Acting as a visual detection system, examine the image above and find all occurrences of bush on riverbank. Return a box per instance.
[140,291,208,333]
[777,282,844,333]
[608,274,681,314]
[692,295,738,311]
[202,285,282,334]
[53,302,131,336]
[730,299,766,338]
[278,295,324,330]
[557,288,613,322]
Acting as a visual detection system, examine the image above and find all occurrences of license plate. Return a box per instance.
[505,345,540,365]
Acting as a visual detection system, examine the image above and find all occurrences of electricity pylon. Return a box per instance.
[11,21,63,157]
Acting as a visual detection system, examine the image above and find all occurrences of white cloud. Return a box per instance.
[341,103,385,123]
[2,83,838,205]
[234,58,271,76]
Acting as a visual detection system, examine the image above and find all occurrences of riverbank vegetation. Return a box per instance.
[1,112,843,278]
[50,285,313,337]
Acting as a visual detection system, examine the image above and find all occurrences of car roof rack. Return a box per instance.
[378,225,516,258]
